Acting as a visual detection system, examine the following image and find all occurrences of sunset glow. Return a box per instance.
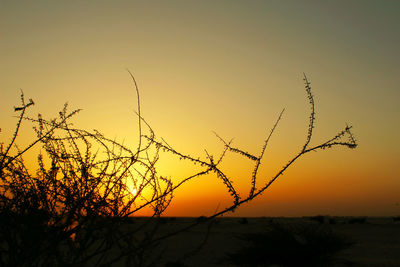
[130,188,137,197]
[1,1,399,217]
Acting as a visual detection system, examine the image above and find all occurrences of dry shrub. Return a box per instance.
[0,73,357,266]
[225,222,354,267]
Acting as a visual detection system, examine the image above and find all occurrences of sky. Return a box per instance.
[1,0,399,217]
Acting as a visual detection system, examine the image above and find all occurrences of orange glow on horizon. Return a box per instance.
[1,1,399,217]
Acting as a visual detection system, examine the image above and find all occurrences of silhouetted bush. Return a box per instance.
[348,217,367,224]
[225,222,354,267]
[308,215,326,224]
[329,217,337,225]
[239,217,249,225]
[0,74,357,266]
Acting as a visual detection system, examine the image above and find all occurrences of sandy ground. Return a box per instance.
[126,217,400,267]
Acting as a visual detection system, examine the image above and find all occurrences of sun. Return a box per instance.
[130,188,138,196]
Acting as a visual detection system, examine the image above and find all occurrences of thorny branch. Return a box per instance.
[0,73,357,266]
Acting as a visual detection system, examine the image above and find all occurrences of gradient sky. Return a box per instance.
[1,1,399,217]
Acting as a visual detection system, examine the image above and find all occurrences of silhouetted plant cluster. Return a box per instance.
[0,84,174,266]
[0,73,357,266]
[347,217,367,224]
[307,215,326,224]
[306,216,342,225]
[238,217,249,225]
[225,222,354,267]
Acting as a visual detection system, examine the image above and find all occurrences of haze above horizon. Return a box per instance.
[1,1,399,217]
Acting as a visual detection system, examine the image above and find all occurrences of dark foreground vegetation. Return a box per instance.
[154,216,400,267]
[0,73,357,266]
[225,222,353,267]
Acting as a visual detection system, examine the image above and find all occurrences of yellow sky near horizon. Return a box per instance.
[1,1,399,217]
